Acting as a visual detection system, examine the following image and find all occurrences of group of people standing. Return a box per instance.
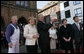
[5,14,83,53]
[59,16,83,53]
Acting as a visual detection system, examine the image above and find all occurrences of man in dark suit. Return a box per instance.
[72,16,83,53]
[56,23,61,49]
[37,14,54,53]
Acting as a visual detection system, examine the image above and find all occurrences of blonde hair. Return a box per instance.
[28,16,36,23]
[11,16,18,20]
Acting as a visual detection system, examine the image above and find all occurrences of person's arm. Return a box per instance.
[59,26,63,40]
[24,25,34,39]
[34,26,39,39]
[71,24,75,40]
[48,29,52,38]
[52,29,57,39]
[68,24,73,41]
[37,22,53,31]
[6,25,14,43]
[67,37,71,41]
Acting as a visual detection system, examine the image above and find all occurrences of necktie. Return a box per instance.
[77,23,80,31]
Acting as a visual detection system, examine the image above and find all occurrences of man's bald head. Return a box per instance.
[11,16,18,24]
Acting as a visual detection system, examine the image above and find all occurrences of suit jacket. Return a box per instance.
[72,23,83,44]
[24,24,39,45]
[37,21,53,48]
[56,27,60,40]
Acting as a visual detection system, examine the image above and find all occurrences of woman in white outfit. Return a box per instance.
[24,17,39,53]
[49,19,57,53]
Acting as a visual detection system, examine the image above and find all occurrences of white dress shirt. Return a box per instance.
[24,24,39,45]
[75,22,80,30]
[49,28,57,39]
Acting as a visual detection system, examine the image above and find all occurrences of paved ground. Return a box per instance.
[1,45,63,53]
[1,45,42,53]
[2,45,82,53]
[1,45,27,53]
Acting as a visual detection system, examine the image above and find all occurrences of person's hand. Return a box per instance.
[63,37,69,42]
[33,35,39,39]
[65,39,68,42]
[51,37,54,40]
[67,37,71,42]
[8,42,12,48]
[63,37,71,42]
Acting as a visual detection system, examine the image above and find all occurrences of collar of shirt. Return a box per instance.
[75,22,79,24]
[11,23,18,29]
[75,22,79,26]
[75,22,80,30]
[29,24,35,28]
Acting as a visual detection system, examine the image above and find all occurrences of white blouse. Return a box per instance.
[24,24,39,45]
[49,28,57,39]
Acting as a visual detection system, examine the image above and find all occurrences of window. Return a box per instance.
[1,1,7,3]
[25,1,28,7]
[74,8,82,17]
[16,1,20,5]
[64,1,69,8]
[65,10,71,18]
[21,1,24,6]
[73,1,80,5]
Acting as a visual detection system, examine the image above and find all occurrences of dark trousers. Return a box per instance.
[41,46,51,53]
[26,44,38,53]
[39,43,51,53]
[38,39,51,53]
[75,40,83,53]
[75,43,80,53]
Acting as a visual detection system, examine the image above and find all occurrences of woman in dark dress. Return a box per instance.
[59,19,74,53]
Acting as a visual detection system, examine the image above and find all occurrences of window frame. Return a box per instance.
[74,7,82,17]
[65,10,71,18]
[64,1,69,8]
[16,1,21,5]
[73,1,80,5]
[24,1,28,7]
[21,1,25,6]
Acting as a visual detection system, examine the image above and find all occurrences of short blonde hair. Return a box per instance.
[11,16,18,20]
[28,16,36,23]
[28,16,34,21]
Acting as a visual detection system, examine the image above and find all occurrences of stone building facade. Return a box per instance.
[1,1,37,31]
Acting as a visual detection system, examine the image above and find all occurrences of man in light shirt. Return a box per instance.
[72,16,83,53]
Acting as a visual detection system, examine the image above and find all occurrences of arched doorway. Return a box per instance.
[1,16,5,31]
[18,16,28,45]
